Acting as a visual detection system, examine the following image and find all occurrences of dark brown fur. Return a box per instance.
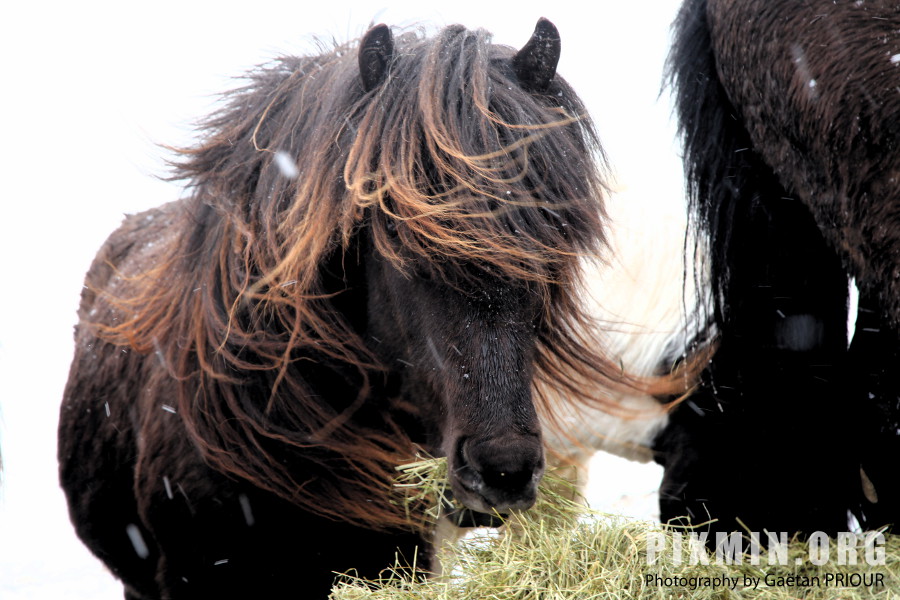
[709,0,900,327]
[659,0,900,540]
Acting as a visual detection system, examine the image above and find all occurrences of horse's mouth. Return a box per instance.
[449,467,541,515]
[443,505,507,528]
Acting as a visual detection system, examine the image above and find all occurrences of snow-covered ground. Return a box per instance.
[0,1,685,597]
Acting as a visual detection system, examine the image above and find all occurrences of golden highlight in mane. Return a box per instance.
[94,24,700,530]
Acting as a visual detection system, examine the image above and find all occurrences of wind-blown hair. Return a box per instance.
[93,24,675,529]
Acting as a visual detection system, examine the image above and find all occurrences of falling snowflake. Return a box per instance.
[274,150,299,179]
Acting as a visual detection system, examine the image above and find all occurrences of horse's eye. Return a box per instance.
[414,265,434,282]
[385,219,398,238]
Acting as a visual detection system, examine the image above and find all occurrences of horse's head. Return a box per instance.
[145,19,611,528]
[351,20,604,514]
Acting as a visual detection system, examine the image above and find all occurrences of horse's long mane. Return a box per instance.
[99,24,691,529]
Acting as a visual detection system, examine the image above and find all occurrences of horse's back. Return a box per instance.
[707,0,900,196]
[706,0,900,316]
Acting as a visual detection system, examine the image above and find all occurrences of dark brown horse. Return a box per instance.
[657,0,900,542]
[58,19,643,599]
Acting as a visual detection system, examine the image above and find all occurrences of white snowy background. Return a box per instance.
[0,1,687,597]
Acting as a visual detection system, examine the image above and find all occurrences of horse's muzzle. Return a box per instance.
[449,434,544,514]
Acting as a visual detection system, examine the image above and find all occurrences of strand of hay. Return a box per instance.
[331,457,900,599]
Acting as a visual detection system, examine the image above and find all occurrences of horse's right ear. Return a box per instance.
[359,24,394,92]
[512,18,561,92]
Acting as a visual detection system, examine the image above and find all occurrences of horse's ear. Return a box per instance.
[359,23,394,92]
[512,18,561,92]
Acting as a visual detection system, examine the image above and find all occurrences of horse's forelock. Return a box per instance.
[345,27,609,287]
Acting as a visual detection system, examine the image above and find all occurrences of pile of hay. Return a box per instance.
[331,457,899,599]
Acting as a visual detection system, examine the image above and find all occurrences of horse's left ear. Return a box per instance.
[512,18,561,92]
[359,23,394,92]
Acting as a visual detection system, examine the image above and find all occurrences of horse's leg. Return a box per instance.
[848,291,900,531]
[654,195,857,539]
[656,374,859,538]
